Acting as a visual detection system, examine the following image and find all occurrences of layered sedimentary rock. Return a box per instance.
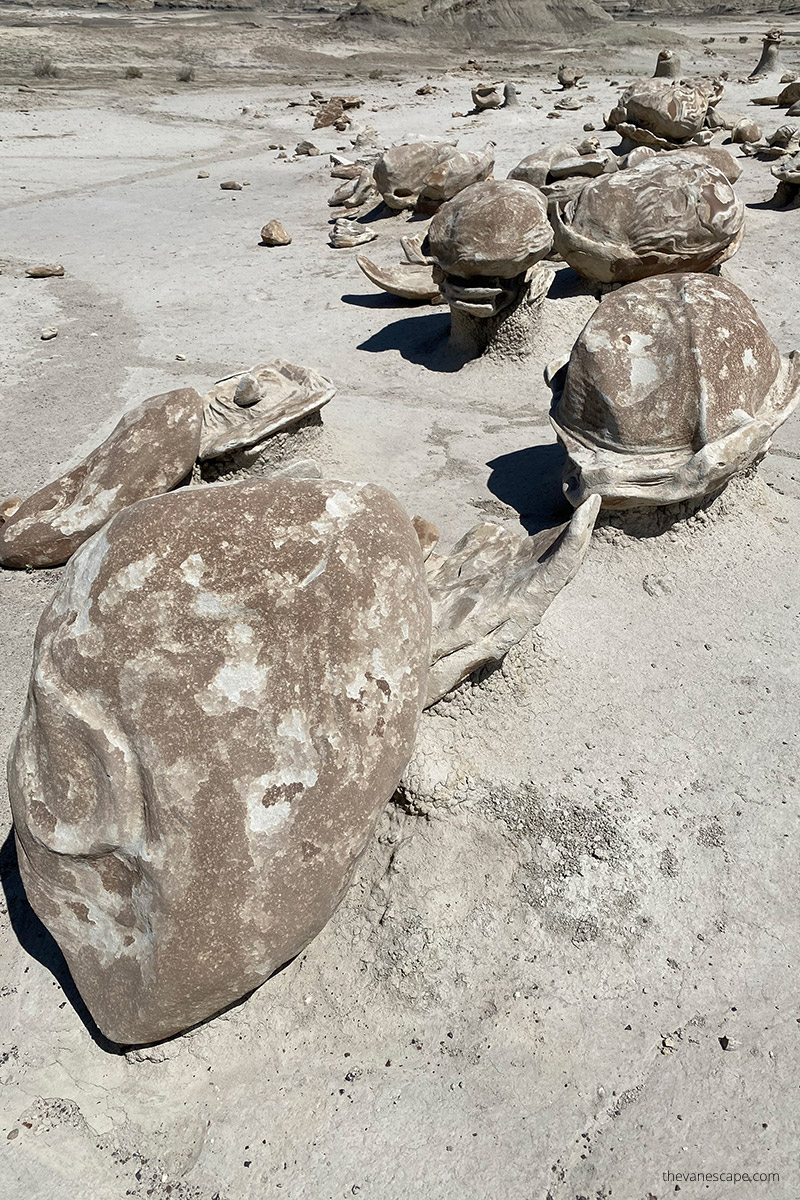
[0,389,203,569]
[9,478,431,1044]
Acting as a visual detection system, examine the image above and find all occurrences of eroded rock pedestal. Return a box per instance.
[9,478,431,1045]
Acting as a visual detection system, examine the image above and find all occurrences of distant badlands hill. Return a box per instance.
[339,0,797,27]
[342,0,611,33]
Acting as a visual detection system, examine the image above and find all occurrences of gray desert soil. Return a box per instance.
[0,5,799,1200]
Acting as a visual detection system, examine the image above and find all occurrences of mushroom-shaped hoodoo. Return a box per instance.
[549,274,800,510]
[749,28,782,79]
[653,50,681,80]
[551,156,744,285]
[425,178,554,360]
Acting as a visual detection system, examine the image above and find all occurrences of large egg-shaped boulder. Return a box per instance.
[549,274,800,508]
[9,478,431,1044]
[623,80,709,141]
[373,141,458,210]
[426,179,552,279]
[552,156,744,284]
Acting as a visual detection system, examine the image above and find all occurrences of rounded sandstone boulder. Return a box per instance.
[9,477,432,1045]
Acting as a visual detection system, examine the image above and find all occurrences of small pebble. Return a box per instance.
[197,171,210,179]
[40,327,58,340]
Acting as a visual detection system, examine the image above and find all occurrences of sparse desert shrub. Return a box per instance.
[33,54,60,79]
[125,66,144,80]
[176,65,195,84]
[368,68,383,80]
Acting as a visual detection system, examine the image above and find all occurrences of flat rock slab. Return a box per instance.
[8,477,431,1045]
[199,360,335,460]
[0,388,203,569]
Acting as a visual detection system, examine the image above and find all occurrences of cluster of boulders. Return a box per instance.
[4,365,599,1045]
[7,35,800,1049]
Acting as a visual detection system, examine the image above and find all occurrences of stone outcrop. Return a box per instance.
[9,477,431,1045]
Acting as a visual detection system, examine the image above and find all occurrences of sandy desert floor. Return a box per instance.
[0,6,799,1200]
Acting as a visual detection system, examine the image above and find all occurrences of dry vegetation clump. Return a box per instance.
[33,54,60,79]
[125,66,144,80]
[176,65,196,83]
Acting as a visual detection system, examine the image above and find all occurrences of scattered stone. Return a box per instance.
[0,388,204,568]
[427,178,554,360]
[329,219,378,249]
[25,265,64,278]
[197,170,209,179]
[220,181,243,191]
[314,97,346,129]
[295,140,320,157]
[471,82,503,110]
[558,65,584,89]
[748,28,782,80]
[260,220,292,247]
[8,477,431,1044]
[732,116,762,144]
[40,327,58,340]
[653,49,681,80]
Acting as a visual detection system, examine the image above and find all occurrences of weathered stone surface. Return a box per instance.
[0,389,203,569]
[732,116,763,144]
[8,477,431,1045]
[327,167,377,209]
[549,274,800,509]
[25,264,65,278]
[199,361,335,460]
[552,156,744,284]
[425,179,554,359]
[373,141,458,210]
[423,498,599,707]
[623,81,709,141]
[426,179,551,284]
[418,142,494,208]
[653,49,680,79]
[667,145,742,184]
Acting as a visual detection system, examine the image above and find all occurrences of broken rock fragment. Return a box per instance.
[9,477,431,1045]
[423,498,599,707]
[0,388,203,569]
